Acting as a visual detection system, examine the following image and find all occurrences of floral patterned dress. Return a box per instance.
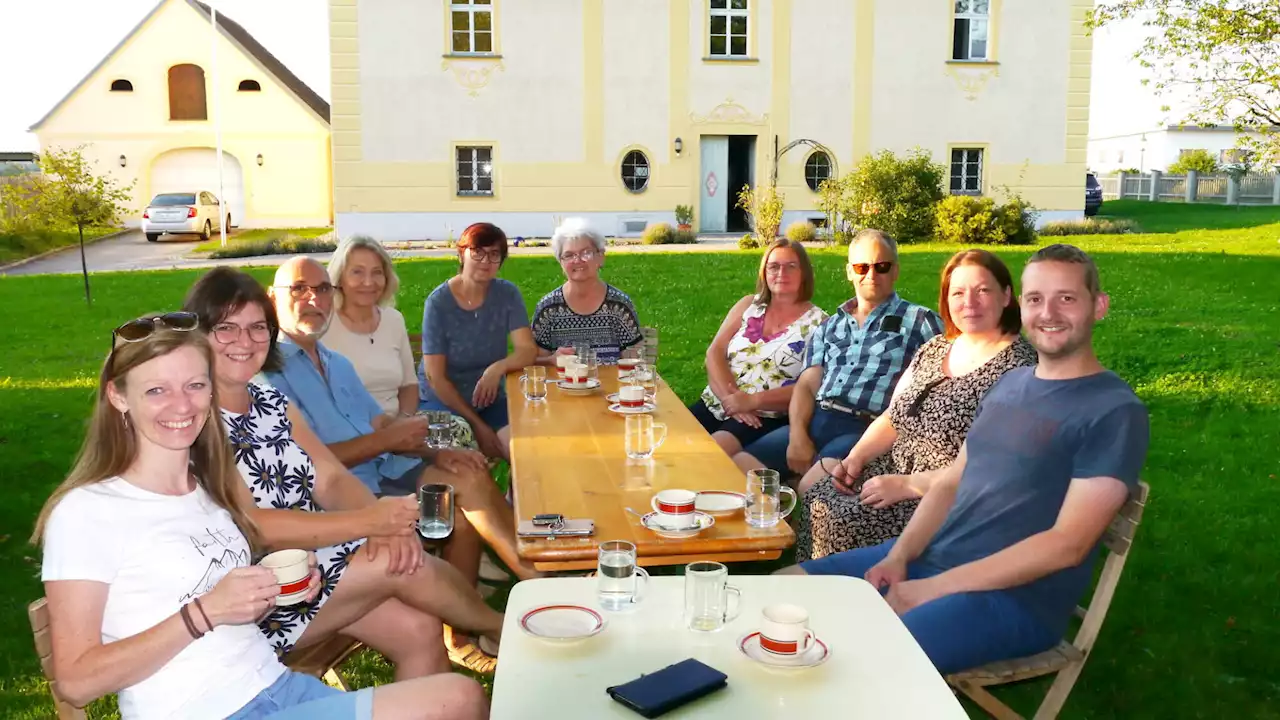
[221,382,365,658]
[699,301,828,420]
[797,336,1038,560]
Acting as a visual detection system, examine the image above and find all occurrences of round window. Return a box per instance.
[621,150,650,193]
[805,151,832,191]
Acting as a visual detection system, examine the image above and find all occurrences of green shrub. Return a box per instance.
[842,149,946,243]
[993,195,1039,245]
[736,184,785,243]
[784,221,816,244]
[207,234,338,259]
[832,229,853,246]
[641,223,675,245]
[672,228,698,244]
[935,194,1038,245]
[1040,217,1142,236]
[674,204,695,226]
[1168,149,1218,175]
[737,234,758,249]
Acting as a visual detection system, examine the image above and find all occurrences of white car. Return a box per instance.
[141,191,231,242]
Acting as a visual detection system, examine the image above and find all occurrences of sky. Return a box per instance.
[0,1,1175,151]
[0,0,330,151]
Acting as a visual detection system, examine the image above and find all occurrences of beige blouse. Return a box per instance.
[322,306,417,415]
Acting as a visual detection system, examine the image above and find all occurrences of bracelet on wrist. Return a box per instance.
[178,604,201,640]
[192,597,213,634]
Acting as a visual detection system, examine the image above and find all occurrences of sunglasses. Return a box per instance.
[819,456,864,494]
[851,261,894,275]
[110,312,199,356]
[903,377,946,418]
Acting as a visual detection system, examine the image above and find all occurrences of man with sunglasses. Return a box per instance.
[732,229,942,478]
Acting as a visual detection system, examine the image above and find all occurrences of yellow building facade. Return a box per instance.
[331,0,1091,240]
[33,0,333,229]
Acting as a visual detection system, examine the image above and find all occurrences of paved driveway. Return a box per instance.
[0,230,201,276]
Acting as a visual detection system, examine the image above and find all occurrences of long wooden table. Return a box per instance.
[506,367,795,571]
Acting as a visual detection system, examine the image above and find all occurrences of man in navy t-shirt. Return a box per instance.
[782,244,1149,674]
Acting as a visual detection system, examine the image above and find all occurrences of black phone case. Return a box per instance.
[606,658,728,718]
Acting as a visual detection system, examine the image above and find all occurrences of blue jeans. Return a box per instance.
[227,671,374,720]
[420,392,510,431]
[801,541,1061,674]
[743,408,869,474]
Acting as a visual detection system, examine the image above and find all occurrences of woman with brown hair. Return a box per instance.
[692,238,828,458]
[417,222,538,460]
[32,315,486,719]
[794,249,1038,560]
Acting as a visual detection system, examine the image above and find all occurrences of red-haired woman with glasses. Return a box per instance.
[795,249,1037,560]
[417,223,537,460]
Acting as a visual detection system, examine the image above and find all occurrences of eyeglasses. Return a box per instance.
[211,321,272,345]
[466,247,504,264]
[560,249,597,263]
[273,282,334,298]
[851,261,894,275]
[111,312,199,354]
[819,456,864,495]
[766,261,801,275]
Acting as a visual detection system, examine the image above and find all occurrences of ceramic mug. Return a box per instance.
[565,362,590,386]
[259,549,310,606]
[619,384,647,408]
[651,488,696,529]
[758,603,816,656]
[556,353,580,380]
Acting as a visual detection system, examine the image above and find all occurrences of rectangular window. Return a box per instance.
[451,0,494,54]
[952,0,989,61]
[950,148,984,195]
[1221,148,1251,164]
[456,146,494,196]
[709,0,749,57]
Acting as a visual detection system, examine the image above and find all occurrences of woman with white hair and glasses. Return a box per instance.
[530,218,642,365]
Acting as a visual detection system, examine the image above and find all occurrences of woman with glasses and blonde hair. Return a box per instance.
[418,222,537,460]
[794,249,1037,560]
[530,217,642,365]
[691,238,828,459]
[32,314,487,719]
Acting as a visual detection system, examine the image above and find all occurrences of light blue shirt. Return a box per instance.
[264,337,419,494]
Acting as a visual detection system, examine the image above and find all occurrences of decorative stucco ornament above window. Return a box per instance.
[690,97,768,125]
[945,65,999,102]
[440,57,504,98]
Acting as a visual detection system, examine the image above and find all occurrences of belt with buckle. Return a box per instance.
[818,399,878,423]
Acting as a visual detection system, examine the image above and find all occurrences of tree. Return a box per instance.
[735,183,785,248]
[1090,1,1280,164]
[842,149,946,243]
[1167,148,1220,174]
[0,147,131,304]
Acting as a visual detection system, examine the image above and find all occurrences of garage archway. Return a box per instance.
[148,148,245,228]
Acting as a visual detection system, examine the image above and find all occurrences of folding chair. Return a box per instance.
[29,598,85,720]
[947,481,1150,719]
[283,635,364,691]
[641,326,659,367]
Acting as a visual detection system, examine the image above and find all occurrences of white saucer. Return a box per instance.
[605,391,655,404]
[519,604,606,642]
[640,511,714,538]
[738,631,830,669]
[609,402,656,415]
[695,491,748,514]
[557,378,601,393]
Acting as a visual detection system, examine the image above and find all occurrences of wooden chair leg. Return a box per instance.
[322,668,350,691]
[956,681,1025,720]
[1033,660,1085,720]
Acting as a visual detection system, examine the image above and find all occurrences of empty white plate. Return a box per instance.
[738,631,830,670]
[695,491,748,514]
[519,604,606,642]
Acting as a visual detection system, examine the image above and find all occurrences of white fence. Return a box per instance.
[1099,170,1280,205]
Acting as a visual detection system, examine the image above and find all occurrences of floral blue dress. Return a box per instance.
[221,382,365,657]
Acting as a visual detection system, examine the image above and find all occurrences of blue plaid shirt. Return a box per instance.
[805,293,942,415]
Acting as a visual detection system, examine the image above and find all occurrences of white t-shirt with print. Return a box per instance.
[41,478,286,720]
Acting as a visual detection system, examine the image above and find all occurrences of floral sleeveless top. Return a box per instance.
[700,301,828,420]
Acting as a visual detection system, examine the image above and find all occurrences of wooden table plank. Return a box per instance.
[507,367,794,570]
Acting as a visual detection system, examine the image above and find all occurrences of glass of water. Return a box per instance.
[597,540,649,612]
[684,561,741,632]
[417,483,455,539]
[624,414,667,460]
[420,411,455,449]
[745,468,797,529]
[520,366,547,402]
[573,345,599,381]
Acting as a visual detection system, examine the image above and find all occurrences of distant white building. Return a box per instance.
[1088,125,1263,173]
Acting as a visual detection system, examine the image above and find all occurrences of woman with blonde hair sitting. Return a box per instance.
[32,313,486,719]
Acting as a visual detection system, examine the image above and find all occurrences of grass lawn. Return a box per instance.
[0,227,121,265]
[0,200,1277,717]
[192,226,333,254]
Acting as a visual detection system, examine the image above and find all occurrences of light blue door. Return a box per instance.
[700,136,728,233]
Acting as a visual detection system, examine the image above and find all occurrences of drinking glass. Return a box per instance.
[745,469,797,528]
[520,366,547,402]
[631,362,658,396]
[573,345,599,381]
[597,540,649,611]
[684,561,742,632]
[624,414,667,459]
[418,483,455,539]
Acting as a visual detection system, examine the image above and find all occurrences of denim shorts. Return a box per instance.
[743,408,870,474]
[227,671,374,720]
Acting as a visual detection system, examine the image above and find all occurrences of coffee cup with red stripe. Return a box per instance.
[556,354,580,380]
[259,549,311,606]
[619,384,647,408]
[758,603,816,657]
[650,489,697,530]
[565,362,590,386]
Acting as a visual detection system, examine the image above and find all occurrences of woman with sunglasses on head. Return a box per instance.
[418,223,537,461]
[692,238,827,459]
[184,268,506,676]
[530,218,642,366]
[33,314,487,719]
[794,249,1037,561]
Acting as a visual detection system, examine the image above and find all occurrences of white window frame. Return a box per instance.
[950,148,984,195]
[450,0,494,55]
[709,0,749,58]
[952,0,990,61]
[456,146,494,197]
[621,150,650,193]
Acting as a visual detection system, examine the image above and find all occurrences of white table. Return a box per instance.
[491,576,967,719]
